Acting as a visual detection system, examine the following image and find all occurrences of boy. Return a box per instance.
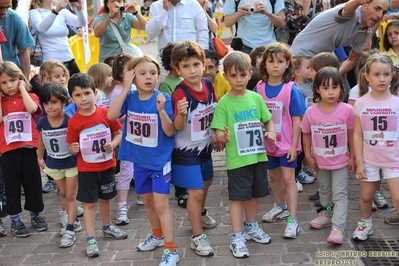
[210,51,276,258]
[66,73,127,258]
[171,40,218,257]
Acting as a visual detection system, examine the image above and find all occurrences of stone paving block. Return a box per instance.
[281,253,312,264]
[50,252,88,263]
[100,261,133,266]
[0,255,25,265]
[21,254,52,264]
[237,254,281,265]
[115,250,152,260]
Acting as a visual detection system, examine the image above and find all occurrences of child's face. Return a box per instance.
[70,86,97,113]
[265,53,290,80]
[386,25,399,47]
[176,57,204,87]
[42,95,65,117]
[203,58,217,82]
[223,66,252,92]
[316,78,341,104]
[297,59,311,80]
[365,62,393,93]
[133,61,158,92]
[105,74,113,88]
[49,66,67,87]
[0,73,20,98]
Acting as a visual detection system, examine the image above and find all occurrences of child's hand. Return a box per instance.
[123,70,135,92]
[177,97,188,116]
[37,158,46,171]
[286,146,297,163]
[69,142,80,155]
[305,156,318,175]
[103,142,114,154]
[18,80,27,92]
[348,157,356,173]
[211,133,225,152]
[264,131,276,143]
[156,93,166,111]
[356,162,367,180]
[217,126,230,143]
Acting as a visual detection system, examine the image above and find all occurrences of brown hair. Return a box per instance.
[88,63,113,89]
[112,53,134,82]
[223,51,251,75]
[312,67,345,103]
[39,59,70,86]
[126,54,161,77]
[309,52,340,72]
[171,40,205,69]
[0,62,32,92]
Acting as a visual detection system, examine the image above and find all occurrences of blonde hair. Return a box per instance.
[39,59,70,86]
[0,62,31,92]
[30,0,43,9]
[87,63,113,89]
[126,55,161,76]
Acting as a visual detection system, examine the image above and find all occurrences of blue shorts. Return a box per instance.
[172,158,213,189]
[267,154,297,170]
[134,162,172,195]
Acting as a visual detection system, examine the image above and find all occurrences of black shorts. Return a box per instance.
[77,168,117,203]
[227,162,269,201]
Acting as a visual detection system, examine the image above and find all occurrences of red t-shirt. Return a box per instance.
[0,93,42,154]
[66,106,122,172]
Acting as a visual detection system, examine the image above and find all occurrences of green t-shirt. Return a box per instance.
[210,91,272,170]
[159,76,183,96]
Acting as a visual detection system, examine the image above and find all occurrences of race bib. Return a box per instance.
[96,99,109,108]
[126,111,158,147]
[305,96,314,109]
[311,124,347,157]
[80,125,112,163]
[42,128,70,159]
[360,107,398,141]
[3,112,32,145]
[191,103,216,141]
[265,101,282,132]
[234,121,265,156]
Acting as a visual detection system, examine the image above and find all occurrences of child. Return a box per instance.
[210,51,276,258]
[171,40,218,257]
[107,55,179,266]
[302,67,355,244]
[66,73,127,258]
[248,45,266,91]
[254,42,306,238]
[0,62,47,237]
[353,53,399,240]
[384,20,399,66]
[37,82,81,247]
[87,63,113,108]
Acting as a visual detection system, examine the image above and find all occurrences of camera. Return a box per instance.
[248,5,255,12]
[119,5,125,12]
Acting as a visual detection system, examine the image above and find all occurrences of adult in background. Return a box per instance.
[29,0,86,76]
[291,0,388,75]
[223,0,285,54]
[0,0,34,79]
[93,0,147,62]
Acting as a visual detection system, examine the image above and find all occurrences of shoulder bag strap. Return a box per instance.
[109,22,125,48]
[234,0,240,37]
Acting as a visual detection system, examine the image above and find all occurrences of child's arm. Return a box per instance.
[0,95,3,122]
[37,132,46,170]
[302,132,318,175]
[264,119,276,142]
[347,128,355,173]
[107,70,134,121]
[287,116,302,163]
[173,97,189,131]
[215,126,230,143]
[103,129,122,153]
[19,81,38,114]
[157,94,175,137]
[353,116,366,179]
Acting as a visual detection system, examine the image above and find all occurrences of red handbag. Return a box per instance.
[213,33,228,60]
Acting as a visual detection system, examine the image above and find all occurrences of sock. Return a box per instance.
[118,201,127,208]
[277,203,287,210]
[201,209,207,216]
[30,212,39,220]
[244,221,257,231]
[362,217,372,224]
[102,223,111,231]
[152,228,163,238]
[66,223,74,231]
[11,215,21,225]
[232,231,243,240]
[164,241,176,252]
[86,235,96,242]
[192,234,201,239]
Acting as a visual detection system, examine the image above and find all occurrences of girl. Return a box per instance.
[383,20,399,66]
[0,62,46,237]
[37,83,81,247]
[87,63,113,108]
[254,42,306,238]
[302,67,355,244]
[107,55,178,265]
[353,54,399,240]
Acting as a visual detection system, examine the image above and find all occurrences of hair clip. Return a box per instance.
[119,54,124,58]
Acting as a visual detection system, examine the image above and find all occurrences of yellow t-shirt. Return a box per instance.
[385,48,399,66]
[213,71,231,99]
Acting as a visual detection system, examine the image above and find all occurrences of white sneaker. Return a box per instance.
[296,178,303,192]
[201,210,217,229]
[243,222,271,244]
[59,230,76,248]
[190,234,214,256]
[59,219,83,236]
[283,216,300,239]
[262,203,289,222]
[137,234,164,251]
[230,235,249,258]
[353,221,373,241]
[159,248,180,266]
[373,191,388,208]
[136,195,144,205]
[77,204,84,217]
[116,205,129,225]
[59,210,68,228]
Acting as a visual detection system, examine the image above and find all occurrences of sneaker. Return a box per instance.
[309,191,320,201]
[201,210,217,229]
[11,221,30,237]
[190,233,214,256]
[296,169,315,184]
[116,205,129,225]
[373,191,388,209]
[262,203,289,222]
[0,219,7,237]
[31,216,48,231]
[309,212,332,229]
[136,195,144,205]
[102,224,127,239]
[59,210,68,227]
[77,204,84,217]
[296,178,303,192]
[137,234,164,251]
[283,216,300,239]
[384,210,399,225]
[371,201,377,212]
[177,193,188,209]
[159,248,180,266]
[314,199,322,207]
[230,235,249,258]
[353,221,373,241]
[327,228,344,244]
[59,219,83,236]
[243,222,271,244]
[59,230,76,248]
[303,165,314,177]
[42,180,57,193]
[86,239,100,258]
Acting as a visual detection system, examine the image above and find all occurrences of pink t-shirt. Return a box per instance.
[353,93,399,168]
[301,102,354,170]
